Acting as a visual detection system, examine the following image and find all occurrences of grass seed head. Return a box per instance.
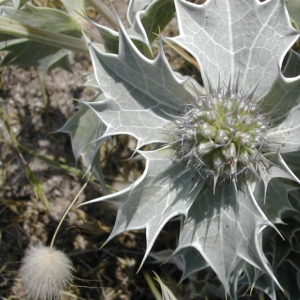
[20,245,74,300]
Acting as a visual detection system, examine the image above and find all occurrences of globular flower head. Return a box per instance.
[20,245,73,300]
[169,79,272,191]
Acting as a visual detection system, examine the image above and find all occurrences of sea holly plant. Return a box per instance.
[1,0,300,299]
[77,0,300,298]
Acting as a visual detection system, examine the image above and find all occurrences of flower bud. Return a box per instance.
[213,150,225,171]
[238,148,249,164]
[215,129,230,144]
[198,122,217,139]
[222,143,237,161]
[235,131,253,146]
[196,141,215,155]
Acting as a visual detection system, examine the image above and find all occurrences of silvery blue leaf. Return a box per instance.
[173,0,298,98]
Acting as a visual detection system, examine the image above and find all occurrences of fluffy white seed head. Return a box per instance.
[20,245,73,300]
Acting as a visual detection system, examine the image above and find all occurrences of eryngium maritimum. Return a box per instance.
[168,78,273,191]
[77,0,300,297]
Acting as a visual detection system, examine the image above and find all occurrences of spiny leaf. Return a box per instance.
[90,21,152,58]
[261,220,300,300]
[0,39,72,73]
[90,0,175,57]
[58,95,107,188]
[1,3,81,36]
[288,189,300,212]
[127,0,152,26]
[175,247,208,282]
[257,152,300,195]
[275,214,300,244]
[85,20,190,148]
[176,181,281,297]
[255,178,298,223]
[246,268,277,300]
[173,0,298,98]
[282,150,300,173]
[127,0,175,46]
[80,148,204,266]
[267,104,300,153]
[261,71,300,127]
[278,261,300,299]
[283,50,300,78]
[0,2,82,72]
[12,0,28,10]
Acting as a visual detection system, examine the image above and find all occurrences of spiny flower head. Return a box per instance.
[20,245,73,300]
[169,79,272,190]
